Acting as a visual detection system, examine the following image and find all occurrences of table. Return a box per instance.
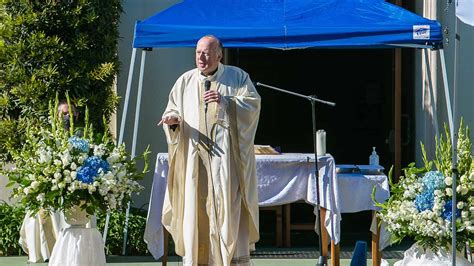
[144,153,390,264]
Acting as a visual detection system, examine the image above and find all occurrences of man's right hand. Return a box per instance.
[157,115,180,126]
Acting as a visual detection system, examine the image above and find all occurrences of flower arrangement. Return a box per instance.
[4,97,149,216]
[374,121,473,252]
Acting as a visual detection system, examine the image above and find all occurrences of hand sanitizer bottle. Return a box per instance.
[369,147,379,165]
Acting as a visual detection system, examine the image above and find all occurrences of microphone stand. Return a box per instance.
[255,82,335,266]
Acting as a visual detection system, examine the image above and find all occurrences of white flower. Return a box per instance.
[444,176,453,186]
[117,170,126,179]
[38,149,52,163]
[107,153,120,164]
[88,185,96,194]
[78,154,88,164]
[70,162,77,170]
[61,153,71,166]
[31,181,40,190]
[71,171,77,180]
[94,144,106,157]
[461,211,469,219]
[445,188,453,196]
[36,193,45,202]
[434,190,442,196]
[24,187,30,195]
[457,201,465,209]
[460,175,468,184]
[54,159,62,166]
[469,172,474,181]
[54,172,61,179]
[58,182,66,189]
[109,196,117,209]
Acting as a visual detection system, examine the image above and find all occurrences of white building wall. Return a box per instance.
[117,1,195,208]
[415,1,474,165]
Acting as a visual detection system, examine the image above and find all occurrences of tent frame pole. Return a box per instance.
[438,49,454,135]
[103,48,138,244]
[451,2,459,262]
[122,49,149,255]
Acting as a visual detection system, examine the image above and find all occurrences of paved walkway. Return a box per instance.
[0,256,399,266]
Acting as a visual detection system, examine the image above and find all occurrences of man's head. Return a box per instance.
[195,35,223,76]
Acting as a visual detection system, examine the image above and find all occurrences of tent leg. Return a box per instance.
[122,49,148,256]
[450,11,460,264]
[394,48,402,181]
[118,48,138,145]
[103,48,138,244]
[438,49,454,138]
[438,48,458,262]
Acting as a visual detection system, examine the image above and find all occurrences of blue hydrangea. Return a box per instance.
[68,136,90,153]
[442,200,461,221]
[421,171,446,194]
[415,192,434,212]
[76,156,110,184]
[76,166,96,184]
[414,171,445,212]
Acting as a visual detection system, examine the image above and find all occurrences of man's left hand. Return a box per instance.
[203,90,221,104]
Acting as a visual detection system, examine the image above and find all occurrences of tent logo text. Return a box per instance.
[413,25,430,40]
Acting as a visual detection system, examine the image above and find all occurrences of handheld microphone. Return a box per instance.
[204,80,211,113]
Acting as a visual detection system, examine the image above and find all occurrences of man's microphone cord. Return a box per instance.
[204,91,231,259]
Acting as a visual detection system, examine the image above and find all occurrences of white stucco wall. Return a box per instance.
[117,0,195,208]
[415,1,474,164]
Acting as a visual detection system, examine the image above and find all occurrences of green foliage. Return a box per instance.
[97,208,150,256]
[0,0,122,161]
[434,119,473,178]
[0,202,25,256]
[0,203,152,256]
[434,124,453,177]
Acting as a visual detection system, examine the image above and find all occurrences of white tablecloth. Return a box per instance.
[144,153,390,259]
[19,211,98,263]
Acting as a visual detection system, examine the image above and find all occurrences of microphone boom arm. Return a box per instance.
[255,82,336,107]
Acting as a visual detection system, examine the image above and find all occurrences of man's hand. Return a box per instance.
[157,115,180,127]
[203,90,221,104]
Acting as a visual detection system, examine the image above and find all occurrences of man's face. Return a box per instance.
[195,37,222,76]
[58,104,69,116]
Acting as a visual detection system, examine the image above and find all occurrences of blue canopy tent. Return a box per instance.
[113,0,460,264]
[132,0,441,49]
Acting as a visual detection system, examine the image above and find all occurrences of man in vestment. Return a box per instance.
[159,35,261,266]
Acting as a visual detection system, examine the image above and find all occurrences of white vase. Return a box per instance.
[63,203,90,226]
[394,243,472,266]
[49,203,106,266]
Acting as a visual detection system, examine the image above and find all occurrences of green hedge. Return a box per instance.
[0,0,122,160]
[0,202,25,256]
[97,208,150,256]
[0,203,151,256]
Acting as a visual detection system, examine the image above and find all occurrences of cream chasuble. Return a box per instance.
[162,63,260,266]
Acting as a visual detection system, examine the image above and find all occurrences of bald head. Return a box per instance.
[195,35,223,76]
